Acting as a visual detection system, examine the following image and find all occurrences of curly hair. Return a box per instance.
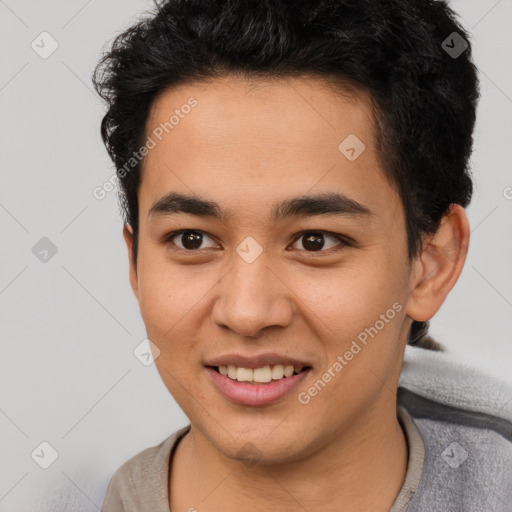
[92,0,480,351]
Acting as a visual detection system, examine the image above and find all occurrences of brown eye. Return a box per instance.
[167,230,218,251]
[291,231,346,252]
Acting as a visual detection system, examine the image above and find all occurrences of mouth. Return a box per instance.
[208,364,311,384]
[206,364,312,406]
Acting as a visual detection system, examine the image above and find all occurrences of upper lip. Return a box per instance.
[204,353,311,369]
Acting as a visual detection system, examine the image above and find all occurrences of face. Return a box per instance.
[126,75,420,464]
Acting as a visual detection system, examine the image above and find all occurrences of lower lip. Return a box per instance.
[206,367,310,406]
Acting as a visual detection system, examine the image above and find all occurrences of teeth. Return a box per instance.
[283,365,294,377]
[253,366,272,383]
[236,367,253,382]
[216,364,305,383]
[271,365,284,380]
[227,365,237,379]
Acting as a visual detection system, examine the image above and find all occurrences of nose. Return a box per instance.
[211,253,293,338]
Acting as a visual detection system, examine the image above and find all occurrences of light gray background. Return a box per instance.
[1,0,511,510]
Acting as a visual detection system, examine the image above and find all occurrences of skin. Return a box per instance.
[123,75,470,511]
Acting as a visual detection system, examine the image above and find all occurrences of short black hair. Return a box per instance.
[92,0,480,349]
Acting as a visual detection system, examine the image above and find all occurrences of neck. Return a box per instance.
[170,396,408,512]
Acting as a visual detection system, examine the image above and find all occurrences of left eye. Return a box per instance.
[290,231,346,252]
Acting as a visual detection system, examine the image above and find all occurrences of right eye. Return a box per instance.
[164,229,220,251]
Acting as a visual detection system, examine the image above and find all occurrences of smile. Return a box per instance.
[207,365,311,406]
[214,364,307,383]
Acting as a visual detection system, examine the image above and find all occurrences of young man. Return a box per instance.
[93,0,512,510]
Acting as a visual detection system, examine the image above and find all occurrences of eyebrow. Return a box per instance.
[148,191,375,223]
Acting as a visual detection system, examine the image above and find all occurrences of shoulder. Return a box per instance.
[101,425,191,512]
[398,346,512,512]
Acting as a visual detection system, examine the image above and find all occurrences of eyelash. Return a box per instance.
[162,229,351,254]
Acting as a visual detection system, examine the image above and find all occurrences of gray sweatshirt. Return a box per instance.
[101,345,512,511]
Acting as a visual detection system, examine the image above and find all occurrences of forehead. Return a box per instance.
[140,75,402,227]
[145,75,375,157]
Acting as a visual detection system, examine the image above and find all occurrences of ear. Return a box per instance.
[406,204,470,322]
[123,223,139,301]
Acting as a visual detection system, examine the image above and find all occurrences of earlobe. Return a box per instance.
[406,204,470,322]
[123,223,139,300]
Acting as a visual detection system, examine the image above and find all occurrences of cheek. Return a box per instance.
[136,262,203,397]
[137,273,174,339]
[301,257,403,340]
[135,248,184,348]
[134,249,210,360]
[298,266,406,405]
[136,243,186,322]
